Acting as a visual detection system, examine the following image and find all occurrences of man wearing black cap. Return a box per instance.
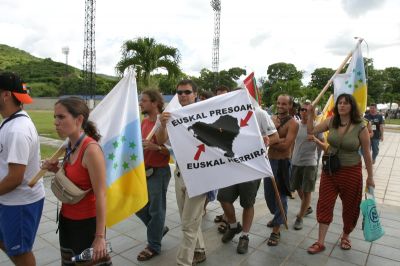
[0,72,45,266]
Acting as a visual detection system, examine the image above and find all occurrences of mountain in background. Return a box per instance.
[0,44,119,97]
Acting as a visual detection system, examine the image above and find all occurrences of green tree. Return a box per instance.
[384,67,400,94]
[116,37,181,87]
[193,67,246,91]
[262,62,303,106]
[267,62,303,84]
[29,82,58,97]
[152,73,185,94]
[309,67,335,90]
[367,69,387,103]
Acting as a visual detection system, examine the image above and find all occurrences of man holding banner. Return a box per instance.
[157,80,275,264]
[157,80,207,266]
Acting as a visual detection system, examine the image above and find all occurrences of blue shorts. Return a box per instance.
[0,198,44,257]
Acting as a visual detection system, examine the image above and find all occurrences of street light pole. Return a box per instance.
[61,47,70,96]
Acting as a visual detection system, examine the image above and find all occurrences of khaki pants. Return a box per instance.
[175,169,206,266]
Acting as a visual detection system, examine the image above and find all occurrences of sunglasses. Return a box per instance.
[176,90,193,95]
[300,108,307,112]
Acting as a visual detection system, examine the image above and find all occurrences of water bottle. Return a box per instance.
[71,242,112,262]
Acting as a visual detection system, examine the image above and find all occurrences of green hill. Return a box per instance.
[0,44,119,96]
[0,45,41,69]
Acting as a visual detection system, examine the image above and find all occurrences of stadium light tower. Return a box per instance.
[82,0,96,108]
[62,46,69,66]
[211,0,221,73]
[61,46,70,95]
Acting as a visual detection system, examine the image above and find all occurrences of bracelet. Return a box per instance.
[95,233,104,238]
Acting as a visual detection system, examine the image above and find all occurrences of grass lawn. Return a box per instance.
[40,144,58,159]
[27,110,60,139]
[385,118,400,125]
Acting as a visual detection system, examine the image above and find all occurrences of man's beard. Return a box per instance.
[278,110,288,116]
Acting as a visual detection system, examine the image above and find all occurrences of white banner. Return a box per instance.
[167,89,273,197]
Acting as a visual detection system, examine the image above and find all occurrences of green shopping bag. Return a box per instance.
[360,187,384,242]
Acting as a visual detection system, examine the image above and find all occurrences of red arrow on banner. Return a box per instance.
[240,110,253,127]
[194,144,205,161]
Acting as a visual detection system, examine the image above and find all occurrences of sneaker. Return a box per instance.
[305,207,313,216]
[221,223,242,243]
[192,251,206,265]
[236,235,249,254]
[293,217,303,230]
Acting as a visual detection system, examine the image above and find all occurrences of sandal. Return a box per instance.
[137,247,158,261]
[214,214,224,223]
[267,220,274,228]
[307,242,326,254]
[267,232,280,246]
[340,237,352,250]
[218,220,228,234]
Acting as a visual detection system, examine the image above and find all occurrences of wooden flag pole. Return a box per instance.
[312,38,363,107]
[270,176,289,229]
[28,145,66,187]
[145,123,159,141]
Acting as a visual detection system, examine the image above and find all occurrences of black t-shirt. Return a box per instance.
[364,113,384,139]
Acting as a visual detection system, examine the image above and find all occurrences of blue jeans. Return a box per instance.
[371,138,380,161]
[136,166,171,253]
[263,159,288,226]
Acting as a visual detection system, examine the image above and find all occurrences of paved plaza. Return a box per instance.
[1,131,400,265]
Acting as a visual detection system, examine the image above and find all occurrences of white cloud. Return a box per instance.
[249,33,271,48]
[341,0,386,18]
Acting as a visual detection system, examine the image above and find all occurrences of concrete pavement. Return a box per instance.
[1,132,400,265]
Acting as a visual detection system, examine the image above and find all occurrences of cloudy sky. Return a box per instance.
[1,0,399,83]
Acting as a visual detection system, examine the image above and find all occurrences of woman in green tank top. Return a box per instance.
[305,94,375,254]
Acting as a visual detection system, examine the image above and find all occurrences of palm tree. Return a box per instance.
[116,37,181,86]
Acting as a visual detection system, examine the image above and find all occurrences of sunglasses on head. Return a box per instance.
[300,108,307,112]
[177,90,193,95]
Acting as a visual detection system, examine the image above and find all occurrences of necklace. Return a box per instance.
[339,122,349,127]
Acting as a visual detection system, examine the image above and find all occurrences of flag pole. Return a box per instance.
[145,123,159,141]
[312,38,363,107]
[28,145,66,187]
[270,176,288,229]
[145,93,180,140]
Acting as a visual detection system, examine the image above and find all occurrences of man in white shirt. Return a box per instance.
[0,72,45,266]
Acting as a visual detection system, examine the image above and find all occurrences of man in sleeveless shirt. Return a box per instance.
[290,102,325,230]
[0,72,45,266]
[264,94,299,246]
[136,89,171,261]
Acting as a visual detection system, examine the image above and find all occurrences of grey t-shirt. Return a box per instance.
[291,122,323,166]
